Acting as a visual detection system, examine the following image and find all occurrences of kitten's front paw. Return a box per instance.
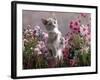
[59,37,65,48]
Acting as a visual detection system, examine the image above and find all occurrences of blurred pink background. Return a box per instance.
[22,10,91,36]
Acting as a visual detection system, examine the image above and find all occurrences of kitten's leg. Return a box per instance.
[51,46,57,57]
[56,49,64,66]
[47,44,56,57]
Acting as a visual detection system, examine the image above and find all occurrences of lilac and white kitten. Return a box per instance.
[42,17,65,60]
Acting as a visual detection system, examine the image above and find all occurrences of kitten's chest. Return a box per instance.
[48,28,61,44]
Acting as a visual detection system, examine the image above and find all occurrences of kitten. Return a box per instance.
[42,17,65,60]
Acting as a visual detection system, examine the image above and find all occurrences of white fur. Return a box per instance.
[52,28,64,59]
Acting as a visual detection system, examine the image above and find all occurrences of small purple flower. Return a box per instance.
[80,25,90,36]
[34,47,42,55]
[42,32,48,43]
[33,25,41,37]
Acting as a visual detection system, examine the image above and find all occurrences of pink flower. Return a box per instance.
[36,43,41,49]
[69,19,80,33]
[62,48,69,60]
[80,25,91,45]
[80,13,87,17]
[38,41,45,48]
[34,25,40,30]
[42,32,48,43]
[80,25,90,37]
[24,39,28,43]
[33,25,41,37]
[34,47,42,55]
[85,33,91,45]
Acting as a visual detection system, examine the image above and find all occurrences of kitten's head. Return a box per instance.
[42,17,58,31]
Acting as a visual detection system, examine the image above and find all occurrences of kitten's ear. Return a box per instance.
[52,13,57,20]
[41,18,48,25]
[53,17,57,24]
